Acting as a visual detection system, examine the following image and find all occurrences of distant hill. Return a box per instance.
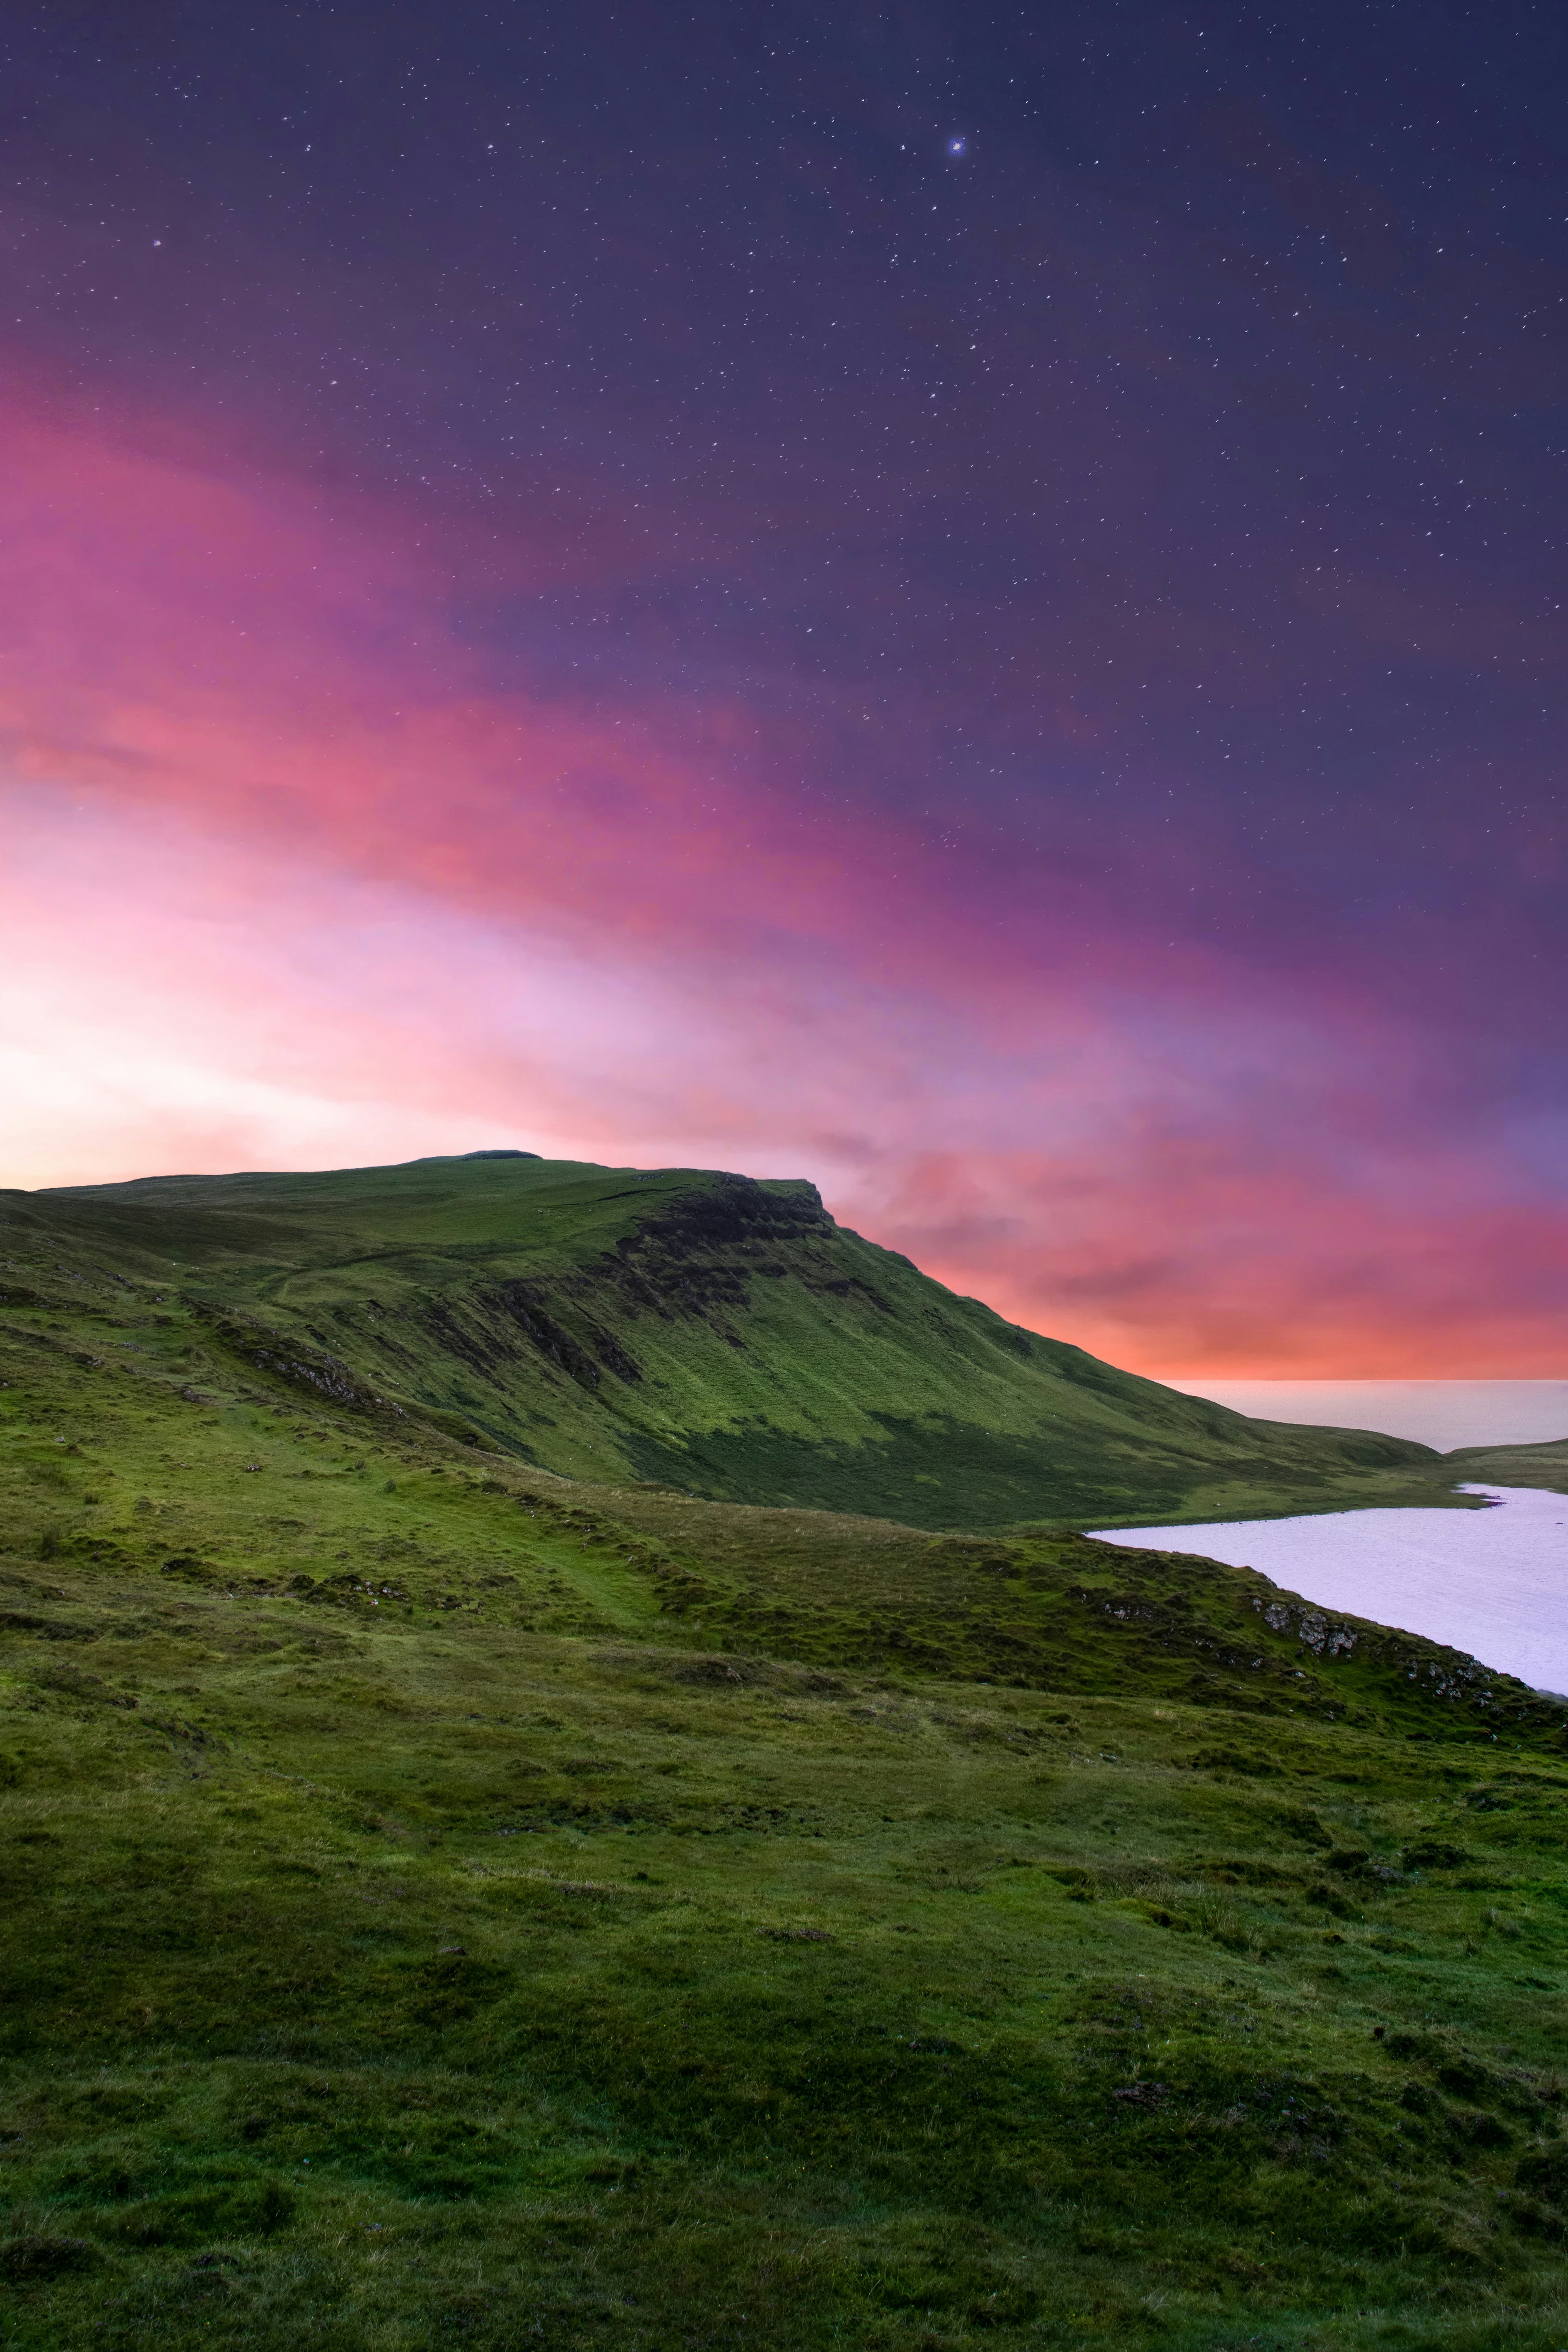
[5,1150,1458,1529]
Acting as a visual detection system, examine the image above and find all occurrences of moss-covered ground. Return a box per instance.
[5,1237,1568,2347]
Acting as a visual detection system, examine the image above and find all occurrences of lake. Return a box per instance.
[1090,1484,1568,1697]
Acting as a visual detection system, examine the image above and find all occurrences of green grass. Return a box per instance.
[5,1192,1568,2347]
[10,1149,1549,1534]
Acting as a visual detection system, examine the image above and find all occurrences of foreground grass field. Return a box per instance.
[5,1226,1568,2349]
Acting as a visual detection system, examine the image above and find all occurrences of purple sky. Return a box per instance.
[2,2,1566,1371]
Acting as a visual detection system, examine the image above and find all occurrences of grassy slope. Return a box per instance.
[1443,1440,1568,1498]
[5,1231,1568,2347]
[11,1152,1479,1532]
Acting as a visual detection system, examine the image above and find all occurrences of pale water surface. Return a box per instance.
[1168,1378,1568,1452]
[1090,1486,1568,1697]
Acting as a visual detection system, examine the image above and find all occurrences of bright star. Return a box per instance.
[948,136,967,157]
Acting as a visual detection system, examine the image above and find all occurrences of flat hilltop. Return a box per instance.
[12,1148,1492,1529]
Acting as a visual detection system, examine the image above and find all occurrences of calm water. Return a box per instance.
[1168,1378,1568,1453]
[1091,1485,1568,1697]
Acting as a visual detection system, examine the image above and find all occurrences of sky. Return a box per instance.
[1,0,1566,1375]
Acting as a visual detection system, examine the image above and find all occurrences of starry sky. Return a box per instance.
[2,1,1566,1374]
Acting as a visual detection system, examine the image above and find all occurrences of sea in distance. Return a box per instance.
[1169,1377,1568,1452]
[1098,1381,1568,1697]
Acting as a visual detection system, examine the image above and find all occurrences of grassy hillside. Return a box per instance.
[5,1247,1568,2349]
[1443,1437,1568,1496]
[8,1150,1466,1531]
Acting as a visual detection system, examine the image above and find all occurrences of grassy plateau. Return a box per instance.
[17,1150,1495,1532]
[3,1153,1568,2350]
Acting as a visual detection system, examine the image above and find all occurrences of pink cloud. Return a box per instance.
[2,384,1564,1376]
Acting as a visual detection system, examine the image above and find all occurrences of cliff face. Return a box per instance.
[22,1151,1440,1529]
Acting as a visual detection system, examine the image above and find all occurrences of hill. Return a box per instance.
[1444,1434,1568,1493]
[2,1264,1568,2352]
[10,1149,1458,1530]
